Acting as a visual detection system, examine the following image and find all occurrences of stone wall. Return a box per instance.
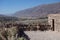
[48,14,60,32]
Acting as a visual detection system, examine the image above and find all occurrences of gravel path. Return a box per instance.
[25,31,60,40]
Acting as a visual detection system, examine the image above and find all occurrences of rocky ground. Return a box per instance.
[25,31,60,40]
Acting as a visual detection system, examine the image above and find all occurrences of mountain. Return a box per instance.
[0,14,7,17]
[0,14,19,22]
[14,2,60,18]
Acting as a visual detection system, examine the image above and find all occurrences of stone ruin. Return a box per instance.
[48,14,60,32]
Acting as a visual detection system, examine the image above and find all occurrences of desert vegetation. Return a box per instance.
[0,16,51,40]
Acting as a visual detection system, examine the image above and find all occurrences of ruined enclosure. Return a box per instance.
[48,14,60,32]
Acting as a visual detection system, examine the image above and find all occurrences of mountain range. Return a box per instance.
[13,2,60,18]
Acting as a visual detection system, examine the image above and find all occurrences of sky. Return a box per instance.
[0,0,60,15]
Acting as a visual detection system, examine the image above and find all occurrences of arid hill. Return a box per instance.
[14,2,60,18]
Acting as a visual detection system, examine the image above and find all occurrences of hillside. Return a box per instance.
[14,2,60,18]
[0,14,19,22]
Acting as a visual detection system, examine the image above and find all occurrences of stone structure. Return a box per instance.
[48,14,60,32]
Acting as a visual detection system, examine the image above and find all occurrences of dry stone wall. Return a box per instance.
[48,14,60,31]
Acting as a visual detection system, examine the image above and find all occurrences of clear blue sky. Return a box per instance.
[0,0,60,15]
